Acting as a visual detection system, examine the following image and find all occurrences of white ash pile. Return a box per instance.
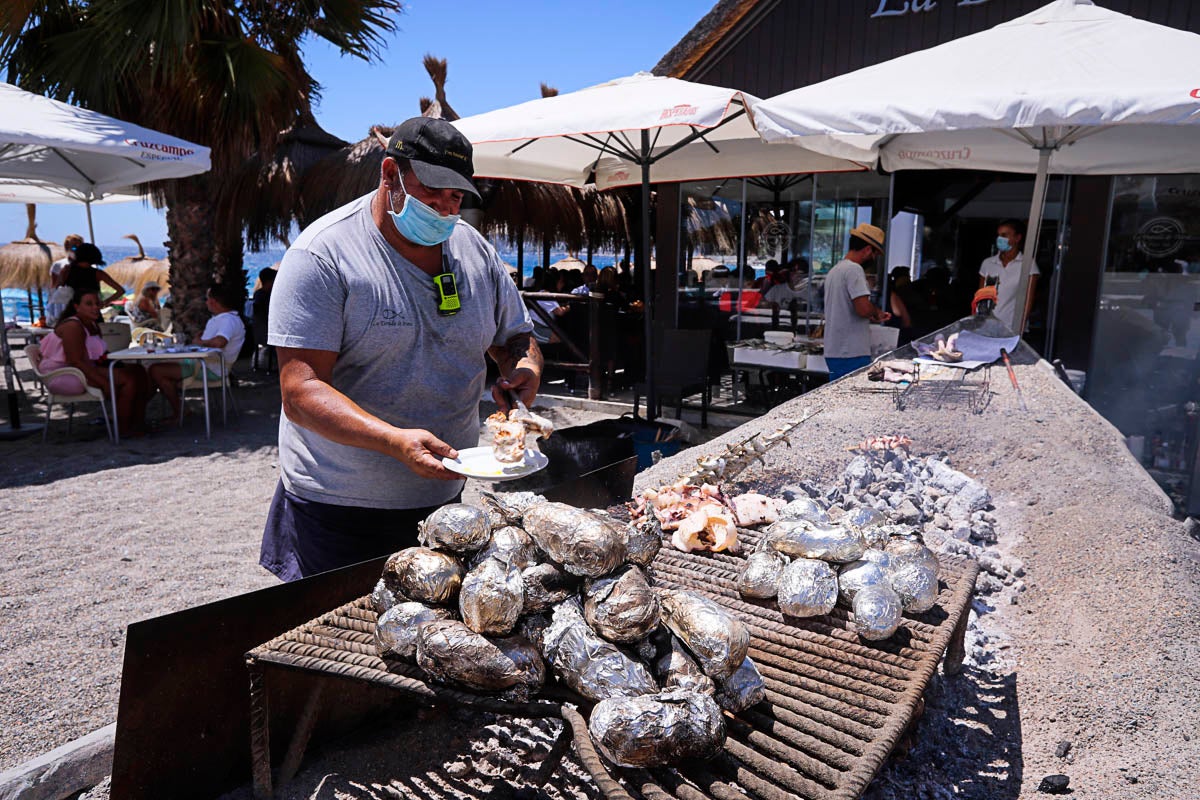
[777,437,1024,604]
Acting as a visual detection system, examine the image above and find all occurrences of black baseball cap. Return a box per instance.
[385,117,480,199]
[72,242,105,265]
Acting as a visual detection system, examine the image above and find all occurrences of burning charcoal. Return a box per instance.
[657,589,749,681]
[460,557,525,635]
[418,504,491,554]
[588,689,726,768]
[765,518,865,563]
[777,558,838,618]
[370,578,403,615]
[622,515,663,568]
[714,657,766,713]
[541,600,657,702]
[382,547,464,606]
[778,497,831,525]
[647,628,715,695]
[852,584,902,641]
[837,549,892,605]
[522,502,627,577]
[888,561,939,613]
[737,550,787,600]
[482,491,547,527]
[415,620,545,700]
[375,601,454,660]
[521,562,579,613]
[584,565,661,644]
[469,526,540,571]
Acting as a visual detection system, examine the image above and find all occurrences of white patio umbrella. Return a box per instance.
[0,83,210,436]
[0,82,211,239]
[753,0,1200,333]
[453,72,863,413]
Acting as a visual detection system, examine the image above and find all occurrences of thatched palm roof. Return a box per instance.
[106,234,169,288]
[224,109,350,249]
[0,205,65,289]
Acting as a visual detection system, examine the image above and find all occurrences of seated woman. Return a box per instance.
[126,281,164,330]
[148,284,245,420]
[39,289,152,437]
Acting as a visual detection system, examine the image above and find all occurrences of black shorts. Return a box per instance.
[258,481,456,582]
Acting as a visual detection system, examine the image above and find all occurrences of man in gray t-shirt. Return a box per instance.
[823,223,891,382]
[259,117,541,581]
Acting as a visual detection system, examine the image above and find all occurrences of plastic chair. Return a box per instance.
[179,359,238,426]
[98,321,133,353]
[24,343,113,443]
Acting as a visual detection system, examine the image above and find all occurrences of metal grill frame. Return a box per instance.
[245,547,977,800]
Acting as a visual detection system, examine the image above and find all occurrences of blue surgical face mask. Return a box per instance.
[996,235,1012,253]
[388,174,460,246]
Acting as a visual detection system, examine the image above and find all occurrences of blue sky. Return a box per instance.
[1,0,707,251]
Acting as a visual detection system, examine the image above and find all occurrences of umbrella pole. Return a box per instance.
[640,130,656,420]
[85,200,95,242]
[1016,147,1052,335]
[25,289,34,323]
[36,286,45,321]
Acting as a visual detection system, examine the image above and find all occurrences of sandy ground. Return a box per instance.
[0,362,626,773]
[8,335,1200,800]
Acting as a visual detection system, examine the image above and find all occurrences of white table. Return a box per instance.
[106,346,226,442]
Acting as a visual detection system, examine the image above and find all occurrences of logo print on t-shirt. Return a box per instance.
[375,307,414,327]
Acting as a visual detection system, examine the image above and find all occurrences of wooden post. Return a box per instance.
[588,296,602,400]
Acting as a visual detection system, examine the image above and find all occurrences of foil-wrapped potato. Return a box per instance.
[375,601,454,660]
[715,656,767,713]
[415,620,544,701]
[845,507,892,550]
[417,504,491,554]
[588,689,726,768]
[657,589,749,681]
[583,565,661,644]
[777,558,838,618]
[623,516,663,568]
[778,497,831,525]
[542,600,657,702]
[886,538,941,577]
[459,557,525,635]
[765,518,865,563]
[647,628,716,695]
[852,584,902,641]
[370,578,403,616]
[887,561,939,613]
[737,550,788,600]
[481,491,546,527]
[469,526,540,571]
[521,562,579,613]
[382,547,464,606]
[523,502,628,577]
[837,549,892,605]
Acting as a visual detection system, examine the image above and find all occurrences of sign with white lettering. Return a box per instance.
[871,0,990,19]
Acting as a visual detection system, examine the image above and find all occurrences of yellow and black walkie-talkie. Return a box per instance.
[434,271,460,315]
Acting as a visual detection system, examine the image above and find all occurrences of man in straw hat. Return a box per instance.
[260,116,541,582]
[823,223,891,381]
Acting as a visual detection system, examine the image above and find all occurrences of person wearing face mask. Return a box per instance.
[822,224,891,381]
[260,117,541,582]
[978,219,1039,333]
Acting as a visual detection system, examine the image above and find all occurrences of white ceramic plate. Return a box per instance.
[443,446,549,481]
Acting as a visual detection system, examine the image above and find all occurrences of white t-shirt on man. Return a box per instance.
[979,253,1039,332]
[203,310,245,376]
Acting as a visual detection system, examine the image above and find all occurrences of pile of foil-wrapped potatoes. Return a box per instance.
[371,492,939,769]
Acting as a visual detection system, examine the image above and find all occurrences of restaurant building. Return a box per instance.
[650,0,1200,510]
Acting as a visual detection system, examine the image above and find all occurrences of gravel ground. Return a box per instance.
[0,365,624,773]
[11,336,1200,800]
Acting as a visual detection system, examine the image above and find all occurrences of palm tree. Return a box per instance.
[0,1,403,334]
